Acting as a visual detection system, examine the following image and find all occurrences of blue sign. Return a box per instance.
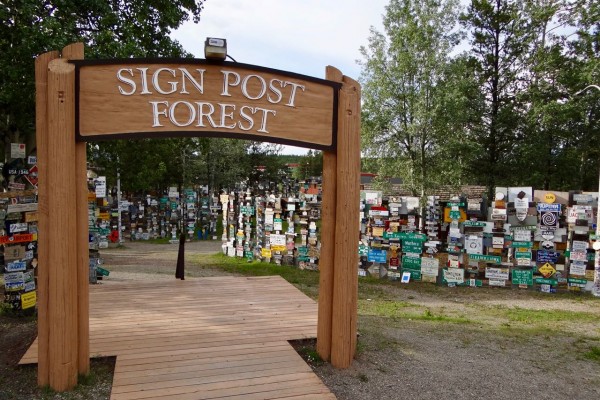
[536,250,559,263]
[368,248,387,263]
[536,203,561,212]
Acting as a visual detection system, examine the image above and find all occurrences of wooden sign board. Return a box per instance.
[74,60,340,151]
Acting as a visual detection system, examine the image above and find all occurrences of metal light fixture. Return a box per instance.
[204,37,227,61]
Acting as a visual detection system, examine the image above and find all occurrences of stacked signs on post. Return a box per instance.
[443,198,465,286]
[535,196,561,293]
[2,144,39,312]
[510,189,534,288]
[567,192,595,291]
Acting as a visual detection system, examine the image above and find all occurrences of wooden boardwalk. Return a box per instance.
[21,276,336,399]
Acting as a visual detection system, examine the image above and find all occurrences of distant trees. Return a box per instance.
[360,0,599,194]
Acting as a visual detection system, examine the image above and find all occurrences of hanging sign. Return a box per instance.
[74,60,339,151]
[95,176,107,198]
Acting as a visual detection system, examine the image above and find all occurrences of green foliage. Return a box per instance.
[359,0,469,198]
[0,0,205,163]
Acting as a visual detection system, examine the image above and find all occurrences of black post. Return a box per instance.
[175,231,186,280]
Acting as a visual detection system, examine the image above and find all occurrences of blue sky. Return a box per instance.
[171,1,388,154]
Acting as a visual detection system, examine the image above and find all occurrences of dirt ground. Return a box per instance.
[1,241,599,399]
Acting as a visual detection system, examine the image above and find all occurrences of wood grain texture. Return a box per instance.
[77,63,336,148]
[317,66,343,362]
[46,57,79,391]
[61,43,90,376]
[34,49,60,387]
[20,276,334,399]
[331,75,361,368]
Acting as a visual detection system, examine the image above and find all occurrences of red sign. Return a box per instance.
[0,233,35,244]
[25,165,38,187]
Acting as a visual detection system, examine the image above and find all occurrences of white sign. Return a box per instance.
[485,267,510,280]
[269,234,286,246]
[465,236,483,255]
[9,222,29,233]
[95,176,107,198]
[569,262,587,276]
[444,268,464,284]
[7,203,38,213]
[421,258,440,276]
[488,279,506,287]
[513,229,531,242]
[10,143,26,158]
[492,236,504,249]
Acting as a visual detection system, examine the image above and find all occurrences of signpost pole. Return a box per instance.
[117,168,122,244]
[573,85,600,297]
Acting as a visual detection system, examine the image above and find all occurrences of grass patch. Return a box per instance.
[584,347,600,363]
[505,307,597,324]
[190,253,320,296]
[358,299,470,324]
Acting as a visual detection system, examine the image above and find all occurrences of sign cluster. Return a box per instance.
[358,187,598,294]
[1,143,38,312]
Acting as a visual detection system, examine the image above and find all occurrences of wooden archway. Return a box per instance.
[35,43,360,390]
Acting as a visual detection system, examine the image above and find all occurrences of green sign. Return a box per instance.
[402,267,421,281]
[447,202,465,207]
[402,239,423,254]
[358,245,369,256]
[240,206,255,215]
[402,256,421,269]
[468,254,501,263]
[384,232,427,241]
[244,251,253,261]
[535,277,558,285]
[512,269,533,286]
[568,278,587,285]
[511,241,533,248]
[514,251,532,259]
[449,211,461,220]
[96,266,110,276]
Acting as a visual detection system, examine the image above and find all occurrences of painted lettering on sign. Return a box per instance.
[76,62,339,150]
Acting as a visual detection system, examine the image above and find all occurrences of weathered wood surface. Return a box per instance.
[21,276,335,399]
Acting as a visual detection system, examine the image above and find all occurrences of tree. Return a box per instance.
[359,0,464,200]
[0,0,205,165]
[460,0,535,198]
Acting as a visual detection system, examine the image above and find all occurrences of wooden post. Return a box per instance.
[317,66,343,361]
[45,56,79,391]
[35,49,59,387]
[60,43,90,376]
[330,75,361,368]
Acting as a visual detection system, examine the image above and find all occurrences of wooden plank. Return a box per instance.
[46,57,79,391]
[61,42,90,377]
[34,48,60,387]
[317,67,341,362]
[22,277,335,399]
[331,75,361,368]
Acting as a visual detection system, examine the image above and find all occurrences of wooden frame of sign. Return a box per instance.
[36,43,360,390]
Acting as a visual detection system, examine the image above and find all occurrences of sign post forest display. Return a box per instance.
[35,43,360,391]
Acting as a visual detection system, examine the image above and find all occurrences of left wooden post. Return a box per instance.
[36,43,89,391]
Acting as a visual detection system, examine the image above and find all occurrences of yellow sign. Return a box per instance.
[261,248,272,258]
[87,192,97,201]
[543,193,556,204]
[25,211,38,222]
[538,262,556,278]
[21,291,37,309]
[372,227,384,237]
[271,245,286,252]
[98,212,110,220]
[443,208,467,223]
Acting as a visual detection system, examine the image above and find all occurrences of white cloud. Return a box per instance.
[171,0,387,80]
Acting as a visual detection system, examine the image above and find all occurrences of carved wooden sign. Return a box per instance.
[74,60,339,150]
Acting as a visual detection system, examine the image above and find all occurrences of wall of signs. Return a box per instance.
[1,144,39,312]
[357,187,598,294]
